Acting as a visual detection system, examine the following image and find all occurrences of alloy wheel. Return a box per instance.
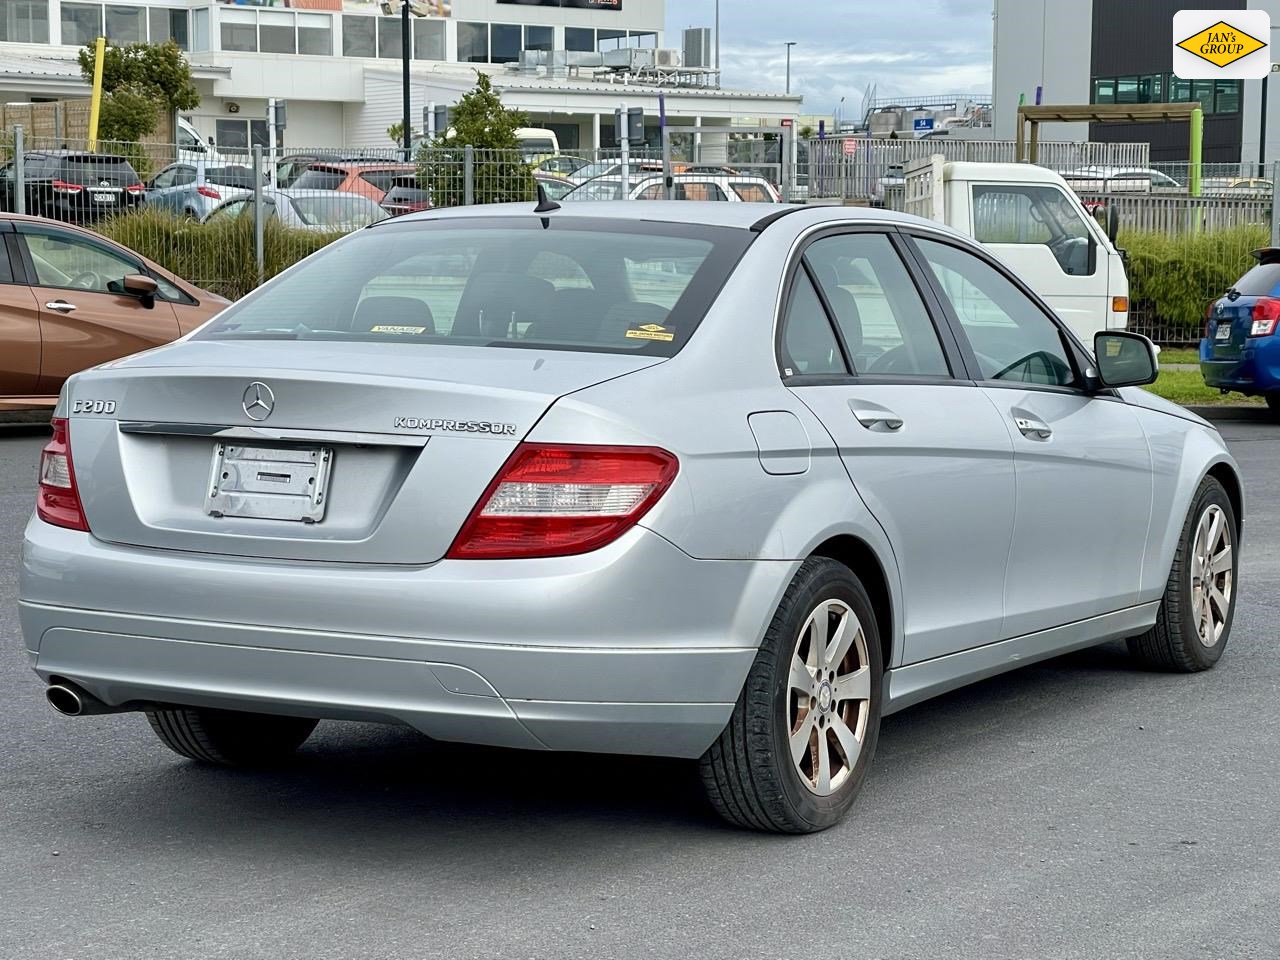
[786,599,872,796]
[1190,503,1233,648]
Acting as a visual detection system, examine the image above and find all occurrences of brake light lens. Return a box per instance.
[37,418,89,531]
[1205,302,1216,339]
[197,185,221,200]
[1251,297,1280,337]
[125,183,145,195]
[447,443,678,559]
[51,179,83,194]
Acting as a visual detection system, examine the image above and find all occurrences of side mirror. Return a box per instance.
[122,273,158,308]
[1093,331,1158,388]
[1107,204,1120,245]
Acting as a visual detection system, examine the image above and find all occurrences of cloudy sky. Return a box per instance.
[665,0,995,118]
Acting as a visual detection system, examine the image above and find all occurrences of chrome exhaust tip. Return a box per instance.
[46,683,85,716]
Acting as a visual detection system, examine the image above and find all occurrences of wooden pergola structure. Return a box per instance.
[1016,102,1204,165]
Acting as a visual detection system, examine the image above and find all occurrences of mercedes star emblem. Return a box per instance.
[241,381,275,421]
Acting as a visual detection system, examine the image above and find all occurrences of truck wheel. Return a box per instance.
[146,707,317,766]
[1127,477,1237,672]
[700,557,883,833]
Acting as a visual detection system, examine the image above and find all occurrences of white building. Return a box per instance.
[0,0,802,151]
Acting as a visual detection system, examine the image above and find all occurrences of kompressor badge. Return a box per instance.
[1173,10,1271,79]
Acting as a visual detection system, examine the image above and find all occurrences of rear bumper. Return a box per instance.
[1200,337,1280,394]
[19,520,796,758]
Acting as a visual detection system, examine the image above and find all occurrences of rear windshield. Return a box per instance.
[1232,261,1280,297]
[206,166,258,188]
[196,217,752,357]
[291,167,346,190]
[61,156,136,181]
[288,194,389,228]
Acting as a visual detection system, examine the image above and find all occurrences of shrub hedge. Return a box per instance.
[95,208,341,301]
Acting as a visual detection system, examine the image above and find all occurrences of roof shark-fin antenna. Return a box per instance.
[534,183,561,214]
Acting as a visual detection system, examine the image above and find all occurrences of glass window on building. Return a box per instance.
[61,2,103,47]
[297,13,331,56]
[1115,76,1138,104]
[413,18,445,60]
[220,9,257,52]
[457,22,488,62]
[1192,80,1215,110]
[377,16,402,59]
[1215,80,1241,115]
[259,10,295,54]
[1092,78,1116,104]
[149,8,189,49]
[192,8,210,51]
[342,15,376,57]
[1,1,51,44]
[1138,74,1162,103]
[491,23,520,63]
[630,30,657,48]
[524,25,553,53]
[565,27,594,52]
[104,4,146,44]
[597,28,626,51]
[1169,76,1192,102]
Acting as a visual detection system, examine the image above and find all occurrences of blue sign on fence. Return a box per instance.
[913,118,935,132]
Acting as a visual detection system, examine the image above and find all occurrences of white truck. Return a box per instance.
[903,155,1129,341]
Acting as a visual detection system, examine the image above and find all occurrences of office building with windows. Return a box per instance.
[0,0,801,152]
[993,0,1277,162]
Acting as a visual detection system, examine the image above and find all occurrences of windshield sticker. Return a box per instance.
[624,323,675,342]
[370,325,428,335]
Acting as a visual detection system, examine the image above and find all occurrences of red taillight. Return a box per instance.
[447,443,679,560]
[125,183,145,195]
[1251,298,1280,337]
[37,418,89,532]
[51,179,83,194]
[197,184,220,200]
[1205,302,1215,339]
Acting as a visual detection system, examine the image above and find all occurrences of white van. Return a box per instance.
[177,117,232,166]
[515,128,559,160]
[904,156,1129,340]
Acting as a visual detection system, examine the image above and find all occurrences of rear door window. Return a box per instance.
[1231,262,1280,297]
[291,167,347,190]
[732,182,772,202]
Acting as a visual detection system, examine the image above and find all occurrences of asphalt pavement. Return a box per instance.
[2,422,1278,960]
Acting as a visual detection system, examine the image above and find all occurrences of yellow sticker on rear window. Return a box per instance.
[625,324,675,342]
[370,324,427,335]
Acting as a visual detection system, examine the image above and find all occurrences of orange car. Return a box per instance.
[288,162,418,203]
[0,213,229,409]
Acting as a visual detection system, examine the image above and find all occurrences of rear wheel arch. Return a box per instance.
[809,535,894,670]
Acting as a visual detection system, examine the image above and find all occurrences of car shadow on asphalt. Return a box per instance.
[39,641,1169,851]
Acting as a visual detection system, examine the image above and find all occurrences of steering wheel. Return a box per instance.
[868,345,914,375]
[70,271,102,290]
[991,350,1070,383]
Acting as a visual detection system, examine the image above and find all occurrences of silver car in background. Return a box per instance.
[145,162,259,220]
[203,188,389,232]
[19,202,1242,833]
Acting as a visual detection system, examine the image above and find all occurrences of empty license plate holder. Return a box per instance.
[205,443,333,523]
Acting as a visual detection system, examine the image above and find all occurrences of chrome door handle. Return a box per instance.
[1014,416,1053,440]
[45,301,77,313]
[852,409,904,431]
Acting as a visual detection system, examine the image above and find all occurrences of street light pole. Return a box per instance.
[785,42,797,95]
[402,0,412,159]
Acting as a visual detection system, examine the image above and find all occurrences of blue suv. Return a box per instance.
[1202,248,1280,416]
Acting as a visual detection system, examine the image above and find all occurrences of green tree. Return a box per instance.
[418,73,536,207]
[78,40,200,114]
[798,124,816,140]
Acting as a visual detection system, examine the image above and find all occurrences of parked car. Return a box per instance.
[565,159,674,185]
[289,162,418,203]
[274,152,392,189]
[534,172,577,201]
[564,173,781,202]
[176,116,234,167]
[0,151,145,223]
[0,212,227,409]
[1060,166,1182,193]
[20,202,1241,834]
[515,127,560,161]
[1200,177,1273,197]
[204,188,390,232]
[145,162,259,220]
[380,175,432,217]
[1201,246,1280,415]
[535,155,590,178]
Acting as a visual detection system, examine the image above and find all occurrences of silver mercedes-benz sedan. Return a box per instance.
[19,201,1242,833]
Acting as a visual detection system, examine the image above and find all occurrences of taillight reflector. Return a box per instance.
[51,179,83,194]
[37,417,89,531]
[125,183,145,195]
[447,443,679,559]
[1251,297,1280,337]
[197,185,221,200]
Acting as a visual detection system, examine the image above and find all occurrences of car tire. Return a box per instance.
[1127,476,1237,672]
[699,557,883,834]
[145,707,318,766]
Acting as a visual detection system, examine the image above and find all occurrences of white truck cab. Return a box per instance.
[904,156,1128,341]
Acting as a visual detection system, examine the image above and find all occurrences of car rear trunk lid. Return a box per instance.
[66,340,661,564]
